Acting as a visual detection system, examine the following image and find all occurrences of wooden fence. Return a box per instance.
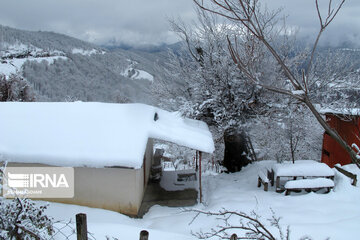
[76,213,149,240]
[76,213,240,240]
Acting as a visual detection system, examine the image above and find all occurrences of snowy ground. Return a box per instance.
[45,161,360,240]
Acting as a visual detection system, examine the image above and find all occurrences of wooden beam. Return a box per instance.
[195,151,198,172]
[334,165,357,186]
[199,151,202,203]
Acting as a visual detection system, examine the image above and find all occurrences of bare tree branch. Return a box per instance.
[186,208,289,240]
[193,0,360,168]
[305,0,346,80]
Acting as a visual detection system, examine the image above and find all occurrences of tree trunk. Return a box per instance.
[223,127,250,172]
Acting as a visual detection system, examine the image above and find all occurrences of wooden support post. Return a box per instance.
[76,213,88,240]
[276,176,281,193]
[257,177,269,191]
[264,182,268,192]
[195,151,198,171]
[139,230,149,240]
[334,165,357,186]
[199,151,202,203]
[267,169,274,186]
[230,233,238,240]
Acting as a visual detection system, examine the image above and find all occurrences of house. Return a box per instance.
[0,102,214,216]
[320,108,360,167]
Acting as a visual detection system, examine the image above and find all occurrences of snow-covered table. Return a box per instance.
[270,160,335,192]
[284,178,334,195]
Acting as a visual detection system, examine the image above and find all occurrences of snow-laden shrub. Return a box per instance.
[0,163,53,239]
[0,198,53,239]
[0,73,35,102]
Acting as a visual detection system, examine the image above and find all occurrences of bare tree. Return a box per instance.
[153,10,273,165]
[188,209,291,240]
[154,7,325,163]
[286,107,301,164]
[193,0,360,168]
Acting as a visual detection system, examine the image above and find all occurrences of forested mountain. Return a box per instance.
[2,24,357,106]
[0,25,171,103]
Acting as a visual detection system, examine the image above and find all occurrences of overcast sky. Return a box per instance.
[0,0,359,47]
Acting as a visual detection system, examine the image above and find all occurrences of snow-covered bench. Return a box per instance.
[284,178,334,195]
[257,170,270,191]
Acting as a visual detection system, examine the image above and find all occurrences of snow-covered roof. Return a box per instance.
[0,102,214,169]
[319,108,360,116]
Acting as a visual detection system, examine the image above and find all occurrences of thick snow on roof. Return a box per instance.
[319,107,360,116]
[0,102,214,168]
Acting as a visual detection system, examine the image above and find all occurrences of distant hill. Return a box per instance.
[103,41,183,53]
[0,25,172,103]
[1,24,358,106]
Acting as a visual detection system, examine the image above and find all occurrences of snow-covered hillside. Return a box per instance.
[121,59,154,82]
[0,43,67,76]
[0,25,166,103]
[71,48,105,56]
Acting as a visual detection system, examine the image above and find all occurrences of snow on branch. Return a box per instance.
[185,208,291,240]
[352,143,360,160]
